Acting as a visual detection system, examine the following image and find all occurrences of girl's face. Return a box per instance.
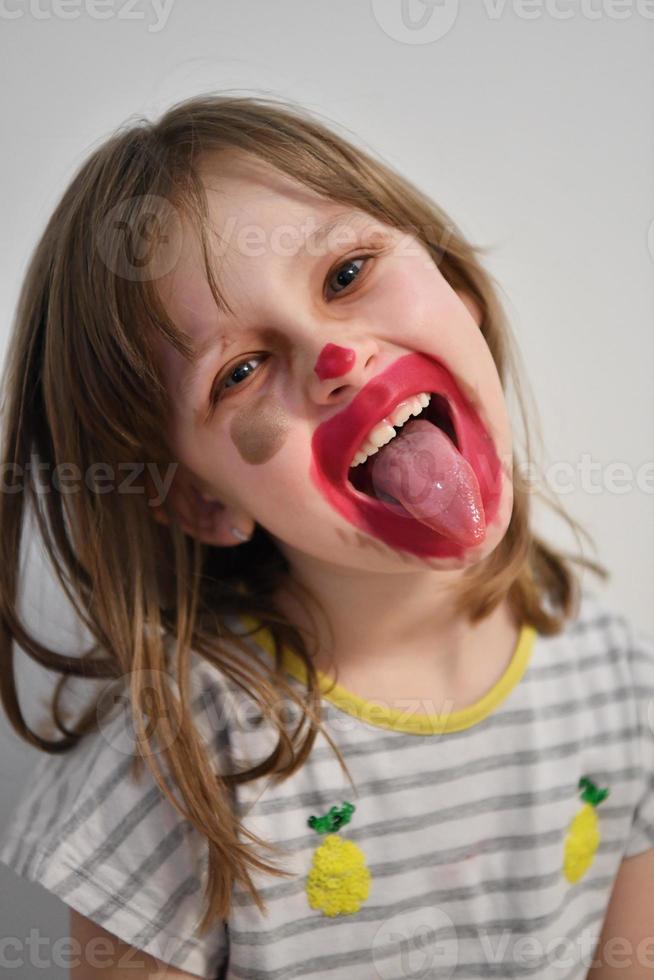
[154,153,514,574]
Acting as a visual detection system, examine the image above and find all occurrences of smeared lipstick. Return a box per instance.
[309,352,503,559]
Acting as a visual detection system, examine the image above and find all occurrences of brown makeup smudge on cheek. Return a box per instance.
[229,394,290,464]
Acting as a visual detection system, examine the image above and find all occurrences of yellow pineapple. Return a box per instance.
[563,776,610,884]
[305,802,371,916]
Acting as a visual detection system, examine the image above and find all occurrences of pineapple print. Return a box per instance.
[305,801,371,917]
[563,776,610,884]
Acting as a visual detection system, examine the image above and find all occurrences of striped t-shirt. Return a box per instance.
[1,587,653,980]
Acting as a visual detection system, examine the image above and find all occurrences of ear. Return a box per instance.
[456,289,483,327]
[144,463,253,547]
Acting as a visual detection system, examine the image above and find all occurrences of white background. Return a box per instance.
[0,2,652,976]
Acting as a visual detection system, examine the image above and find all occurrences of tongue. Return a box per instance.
[369,419,486,547]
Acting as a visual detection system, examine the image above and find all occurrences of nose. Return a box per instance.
[308,336,380,406]
[313,343,356,380]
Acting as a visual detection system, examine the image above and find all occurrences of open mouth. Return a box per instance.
[347,392,458,502]
[310,351,502,559]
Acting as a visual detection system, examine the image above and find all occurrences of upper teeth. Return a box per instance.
[350,392,431,467]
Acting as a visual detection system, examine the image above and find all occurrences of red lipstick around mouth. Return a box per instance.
[309,352,503,559]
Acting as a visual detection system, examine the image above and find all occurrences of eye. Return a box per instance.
[207,248,382,412]
[325,255,370,299]
[210,355,266,406]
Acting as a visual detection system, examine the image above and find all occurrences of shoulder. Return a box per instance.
[525,586,654,762]
[567,588,654,860]
[533,585,653,683]
[0,635,238,979]
[569,586,654,684]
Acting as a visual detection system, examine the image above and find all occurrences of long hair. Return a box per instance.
[0,93,607,927]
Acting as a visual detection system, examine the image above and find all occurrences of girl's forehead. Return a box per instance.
[197,151,343,230]
[157,174,388,339]
[153,155,398,392]
[158,207,367,338]
[194,152,399,262]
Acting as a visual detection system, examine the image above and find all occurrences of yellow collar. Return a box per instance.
[237,614,537,736]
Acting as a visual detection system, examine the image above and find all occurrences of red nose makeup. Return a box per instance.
[314,343,356,380]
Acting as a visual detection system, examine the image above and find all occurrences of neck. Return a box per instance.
[271,550,515,681]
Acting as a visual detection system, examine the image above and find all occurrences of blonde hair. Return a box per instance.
[0,93,607,927]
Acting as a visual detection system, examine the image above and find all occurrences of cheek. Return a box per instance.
[229,394,291,464]
[375,258,460,342]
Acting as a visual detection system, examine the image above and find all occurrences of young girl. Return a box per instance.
[0,94,652,980]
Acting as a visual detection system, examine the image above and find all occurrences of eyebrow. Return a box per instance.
[177,210,369,400]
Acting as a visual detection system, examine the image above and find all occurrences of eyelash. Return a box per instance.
[208,251,378,407]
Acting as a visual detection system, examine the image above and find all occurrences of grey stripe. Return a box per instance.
[30,681,219,878]
[568,611,623,635]
[265,610,643,699]
[173,922,229,977]
[628,810,654,849]
[53,861,207,959]
[88,820,198,926]
[53,780,173,899]
[435,905,607,980]
[3,734,107,873]
[49,722,234,900]
[242,726,641,821]
[229,875,611,979]
[2,754,70,867]
[18,739,111,867]
[443,905,608,980]
[232,766,631,914]
[12,653,634,864]
[229,862,598,944]
[313,682,647,761]
[270,662,647,761]
[231,821,620,945]
[129,872,204,948]
[228,610,645,733]
[628,633,654,659]
[86,819,228,975]
[255,769,635,868]
[31,753,144,877]
[3,604,639,980]
[22,779,70,877]
[491,684,651,724]
[523,647,652,683]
